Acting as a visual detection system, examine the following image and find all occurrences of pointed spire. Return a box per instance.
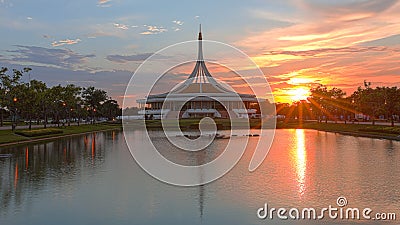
[173,26,237,93]
[197,24,203,61]
[198,24,202,40]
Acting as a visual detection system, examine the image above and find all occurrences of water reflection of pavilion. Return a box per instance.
[196,151,206,220]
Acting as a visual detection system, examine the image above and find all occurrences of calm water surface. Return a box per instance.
[0,129,399,225]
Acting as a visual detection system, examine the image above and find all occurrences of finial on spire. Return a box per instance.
[198,24,202,40]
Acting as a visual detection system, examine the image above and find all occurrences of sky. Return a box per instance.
[0,0,399,105]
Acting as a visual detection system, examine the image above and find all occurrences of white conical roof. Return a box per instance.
[172,26,233,94]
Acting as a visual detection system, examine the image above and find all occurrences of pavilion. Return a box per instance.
[137,26,262,119]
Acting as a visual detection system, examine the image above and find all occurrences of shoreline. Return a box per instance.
[0,124,122,148]
[333,130,400,141]
[285,128,400,141]
[1,120,399,148]
[276,121,400,141]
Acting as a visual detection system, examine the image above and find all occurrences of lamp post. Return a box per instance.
[62,102,66,127]
[12,97,17,131]
[86,107,90,124]
[69,108,73,126]
[93,108,96,124]
[321,105,325,123]
[351,99,355,124]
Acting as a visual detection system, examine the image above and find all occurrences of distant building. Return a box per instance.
[137,26,263,119]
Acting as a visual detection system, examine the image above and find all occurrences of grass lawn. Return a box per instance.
[0,123,122,145]
[0,129,30,144]
[276,121,400,137]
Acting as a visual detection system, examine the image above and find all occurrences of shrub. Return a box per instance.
[15,128,63,137]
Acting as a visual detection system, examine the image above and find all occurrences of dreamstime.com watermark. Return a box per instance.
[257,196,396,221]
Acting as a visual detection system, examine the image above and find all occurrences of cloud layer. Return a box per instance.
[238,0,400,102]
[106,53,153,63]
[7,45,95,69]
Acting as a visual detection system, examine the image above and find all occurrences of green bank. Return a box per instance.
[277,121,400,141]
[0,123,121,146]
[2,120,399,147]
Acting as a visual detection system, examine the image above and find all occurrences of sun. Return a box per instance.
[288,87,310,102]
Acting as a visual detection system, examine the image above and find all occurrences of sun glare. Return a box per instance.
[288,87,310,102]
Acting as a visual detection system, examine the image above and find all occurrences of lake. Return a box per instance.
[1,129,399,225]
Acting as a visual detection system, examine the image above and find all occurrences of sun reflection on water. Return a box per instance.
[294,129,307,197]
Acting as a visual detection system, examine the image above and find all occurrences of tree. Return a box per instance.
[0,67,8,126]
[357,86,383,125]
[73,98,87,126]
[309,85,331,123]
[349,84,400,126]
[308,85,346,123]
[48,85,65,127]
[61,84,81,126]
[14,82,32,128]
[41,84,54,128]
[0,67,30,130]
[99,99,120,120]
[328,87,346,123]
[27,80,48,128]
[0,67,121,129]
[381,87,400,126]
[82,86,108,124]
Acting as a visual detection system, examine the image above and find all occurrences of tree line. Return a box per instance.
[277,81,400,126]
[0,67,121,130]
